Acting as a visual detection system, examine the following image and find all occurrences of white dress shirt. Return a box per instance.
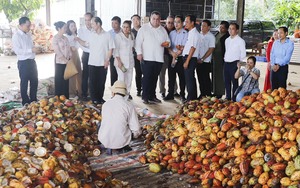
[12,29,35,60]
[113,32,135,69]
[98,95,141,149]
[198,31,215,62]
[224,35,246,62]
[182,27,200,57]
[135,23,170,63]
[87,30,115,66]
[78,26,92,53]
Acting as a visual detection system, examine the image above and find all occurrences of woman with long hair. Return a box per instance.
[66,20,82,97]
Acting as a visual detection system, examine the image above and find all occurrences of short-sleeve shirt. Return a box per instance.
[198,31,215,62]
[240,67,260,91]
[87,30,115,66]
[182,27,200,57]
[169,28,188,54]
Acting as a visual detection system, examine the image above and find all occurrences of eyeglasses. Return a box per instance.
[167,22,174,24]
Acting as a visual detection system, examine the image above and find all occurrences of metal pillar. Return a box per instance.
[45,0,51,26]
[236,0,245,37]
[85,0,95,14]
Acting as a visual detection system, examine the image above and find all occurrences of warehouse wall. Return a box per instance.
[146,0,215,20]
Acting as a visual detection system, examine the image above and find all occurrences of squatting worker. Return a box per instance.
[270,26,294,90]
[98,80,141,152]
[78,12,93,101]
[182,14,201,101]
[12,17,41,105]
[224,22,246,101]
[135,11,170,104]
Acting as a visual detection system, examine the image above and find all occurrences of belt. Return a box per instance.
[225,60,239,63]
[203,61,211,63]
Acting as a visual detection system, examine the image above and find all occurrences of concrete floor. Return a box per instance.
[0,53,300,115]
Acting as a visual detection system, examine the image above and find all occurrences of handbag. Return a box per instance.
[64,59,78,80]
[234,73,251,97]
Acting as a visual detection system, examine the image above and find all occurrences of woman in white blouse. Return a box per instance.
[114,20,135,99]
[52,21,72,98]
[66,20,82,98]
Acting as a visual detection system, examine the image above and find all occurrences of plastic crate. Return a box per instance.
[255,56,267,62]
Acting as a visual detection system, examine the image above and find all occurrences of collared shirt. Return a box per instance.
[109,29,121,39]
[270,38,294,66]
[52,34,72,64]
[224,35,246,62]
[239,67,260,91]
[135,22,170,63]
[12,29,35,60]
[182,27,200,57]
[169,28,188,54]
[114,32,135,69]
[198,31,215,62]
[87,30,115,66]
[98,95,141,149]
[78,26,92,53]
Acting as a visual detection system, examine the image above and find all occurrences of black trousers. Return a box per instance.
[141,61,163,100]
[134,55,142,93]
[183,57,197,101]
[167,56,185,98]
[110,57,118,86]
[224,61,238,101]
[196,62,212,97]
[271,64,288,90]
[89,65,107,102]
[55,63,69,99]
[81,52,89,97]
[17,59,38,105]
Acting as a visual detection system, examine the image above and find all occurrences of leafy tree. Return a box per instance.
[0,0,43,22]
[271,0,300,30]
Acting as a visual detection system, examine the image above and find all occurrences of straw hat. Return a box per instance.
[110,80,127,95]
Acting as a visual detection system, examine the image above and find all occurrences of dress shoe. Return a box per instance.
[161,93,165,98]
[137,91,141,96]
[163,94,174,101]
[100,99,106,104]
[174,92,180,97]
[143,99,149,104]
[149,97,161,103]
[128,95,133,100]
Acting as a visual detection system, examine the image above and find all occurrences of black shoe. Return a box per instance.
[149,97,162,103]
[161,93,165,98]
[174,92,180,97]
[163,94,174,101]
[128,95,133,100]
[100,99,106,104]
[143,99,149,104]
[137,91,141,96]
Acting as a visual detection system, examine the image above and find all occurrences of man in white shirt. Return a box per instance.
[98,80,141,154]
[197,19,215,98]
[76,17,115,104]
[109,16,121,86]
[12,17,41,105]
[136,11,170,104]
[182,15,201,101]
[224,22,246,101]
[78,12,93,100]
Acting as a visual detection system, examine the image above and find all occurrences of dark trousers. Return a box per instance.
[89,65,107,102]
[141,61,163,100]
[168,56,185,97]
[81,52,89,97]
[17,59,38,105]
[224,61,238,101]
[271,64,288,90]
[55,63,69,99]
[110,57,118,86]
[134,56,142,93]
[196,62,212,97]
[184,57,197,101]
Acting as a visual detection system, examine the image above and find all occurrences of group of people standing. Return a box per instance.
[12,11,294,106]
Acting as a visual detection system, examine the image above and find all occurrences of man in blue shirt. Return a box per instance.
[270,26,294,89]
[164,15,188,103]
